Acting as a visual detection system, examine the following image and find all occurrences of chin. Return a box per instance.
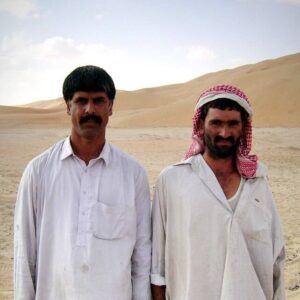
[81,130,101,139]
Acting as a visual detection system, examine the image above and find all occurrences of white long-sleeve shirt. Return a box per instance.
[151,154,285,300]
[14,137,151,300]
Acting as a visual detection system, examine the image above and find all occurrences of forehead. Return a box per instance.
[205,107,242,121]
[72,91,109,99]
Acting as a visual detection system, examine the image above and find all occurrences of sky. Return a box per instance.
[0,0,299,105]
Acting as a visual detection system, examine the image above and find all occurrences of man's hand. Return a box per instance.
[151,284,166,300]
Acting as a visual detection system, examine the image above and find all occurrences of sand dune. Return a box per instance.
[1,52,299,128]
[112,52,300,127]
[21,97,66,110]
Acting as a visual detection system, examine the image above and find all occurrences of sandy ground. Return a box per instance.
[0,127,299,299]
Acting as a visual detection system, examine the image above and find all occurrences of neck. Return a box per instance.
[202,151,238,176]
[203,151,241,199]
[70,132,105,165]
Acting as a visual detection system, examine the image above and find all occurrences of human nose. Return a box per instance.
[219,125,230,138]
[85,100,96,115]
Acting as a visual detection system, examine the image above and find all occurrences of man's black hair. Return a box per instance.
[62,65,116,103]
[200,98,249,123]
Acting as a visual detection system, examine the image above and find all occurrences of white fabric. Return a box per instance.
[228,178,244,212]
[151,154,285,300]
[14,137,151,300]
[194,92,253,116]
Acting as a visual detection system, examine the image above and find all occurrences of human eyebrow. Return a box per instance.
[209,119,222,125]
[93,97,106,103]
[228,120,241,126]
[74,97,88,103]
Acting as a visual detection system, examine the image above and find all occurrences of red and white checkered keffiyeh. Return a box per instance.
[185,84,258,178]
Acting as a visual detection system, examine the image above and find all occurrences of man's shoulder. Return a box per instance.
[108,143,145,171]
[27,139,66,170]
[158,156,194,180]
[254,161,269,178]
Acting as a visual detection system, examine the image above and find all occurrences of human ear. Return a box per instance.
[109,101,113,116]
[66,102,71,115]
[198,119,205,134]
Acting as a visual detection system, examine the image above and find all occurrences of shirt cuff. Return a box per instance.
[150,273,166,286]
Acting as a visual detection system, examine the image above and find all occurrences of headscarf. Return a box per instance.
[185,84,258,178]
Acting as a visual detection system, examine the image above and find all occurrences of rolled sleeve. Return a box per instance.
[150,273,166,286]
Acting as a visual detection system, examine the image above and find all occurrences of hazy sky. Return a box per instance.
[0,0,299,105]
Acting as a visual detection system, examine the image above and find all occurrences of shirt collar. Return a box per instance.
[60,136,111,165]
[173,155,194,167]
[99,141,110,165]
[174,154,268,179]
[60,137,74,160]
[174,155,209,179]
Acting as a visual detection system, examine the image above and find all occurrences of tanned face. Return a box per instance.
[201,108,243,159]
[67,91,113,140]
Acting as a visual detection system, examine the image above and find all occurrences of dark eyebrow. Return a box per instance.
[92,97,108,104]
[74,97,88,102]
[209,119,222,124]
[228,120,241,124]
[209,119,241,125]
[93,96,106,100]
[73,96,106,102]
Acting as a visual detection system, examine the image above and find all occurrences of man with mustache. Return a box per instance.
[14,66,151,299]
[151,85,285,300]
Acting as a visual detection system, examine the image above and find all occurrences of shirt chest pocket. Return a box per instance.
[91,202,132,240]
[239,197,272,244]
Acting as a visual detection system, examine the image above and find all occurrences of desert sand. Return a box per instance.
[0,53,300,299]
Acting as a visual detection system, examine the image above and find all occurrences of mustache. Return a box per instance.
[214,136,235,144]
[79,114,102,125]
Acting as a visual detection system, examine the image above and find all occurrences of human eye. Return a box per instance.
[210,120,222,126]
[74,97,87,105]
[229,120,241,127]
[93,97,105,105]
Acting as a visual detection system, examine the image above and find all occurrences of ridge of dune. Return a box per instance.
[20,97,65,110]
[0,104,63,114]
[1,52,300,128]
[112,52,300,128]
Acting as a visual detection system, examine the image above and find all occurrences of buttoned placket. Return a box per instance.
[75,157,103,246]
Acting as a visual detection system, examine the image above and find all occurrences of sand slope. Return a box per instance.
[112,52,300,127]
[1,52,299,128]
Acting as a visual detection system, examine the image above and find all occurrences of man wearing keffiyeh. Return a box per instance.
[151,84,285,300]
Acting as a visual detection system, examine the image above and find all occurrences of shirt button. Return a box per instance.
[81,264,89,272]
